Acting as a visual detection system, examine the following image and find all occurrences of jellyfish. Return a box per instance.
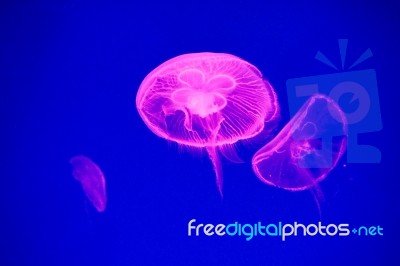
[70,155,107,212]
[252,94,347,191]
[136,53,279,195]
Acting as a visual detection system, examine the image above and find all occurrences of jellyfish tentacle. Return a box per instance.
[219,144,243,163]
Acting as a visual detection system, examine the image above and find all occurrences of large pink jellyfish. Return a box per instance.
[252,94,347,191]
[136,53,279,195]
[70,155,107,212]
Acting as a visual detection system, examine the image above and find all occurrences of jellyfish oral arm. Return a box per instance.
[206,147,224,197]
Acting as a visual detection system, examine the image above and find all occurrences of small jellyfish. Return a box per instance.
[136,53,279,195]
[70,155,107,212]
[252,94,347,191]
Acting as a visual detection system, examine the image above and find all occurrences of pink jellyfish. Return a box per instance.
[70,155,107,212]
[252,94,347,191]
[136,53,279,195]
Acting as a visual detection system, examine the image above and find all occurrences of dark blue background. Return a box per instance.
[1,1,399,265]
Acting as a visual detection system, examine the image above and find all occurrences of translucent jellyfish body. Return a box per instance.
[252,94,347,191]
[70,155,107,212]
[136,53,279,195]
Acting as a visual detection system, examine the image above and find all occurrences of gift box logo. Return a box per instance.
[286,39,382,165]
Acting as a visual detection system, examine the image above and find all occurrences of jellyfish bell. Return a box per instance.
[136,52,279,195]
[70,155,107,213]
[136,53,279,146]
[252,94,348,192]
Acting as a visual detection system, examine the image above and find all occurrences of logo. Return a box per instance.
[188,219,383,241]
[286,39,382,165]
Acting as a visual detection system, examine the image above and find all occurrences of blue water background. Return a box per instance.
[1,1,399,265]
